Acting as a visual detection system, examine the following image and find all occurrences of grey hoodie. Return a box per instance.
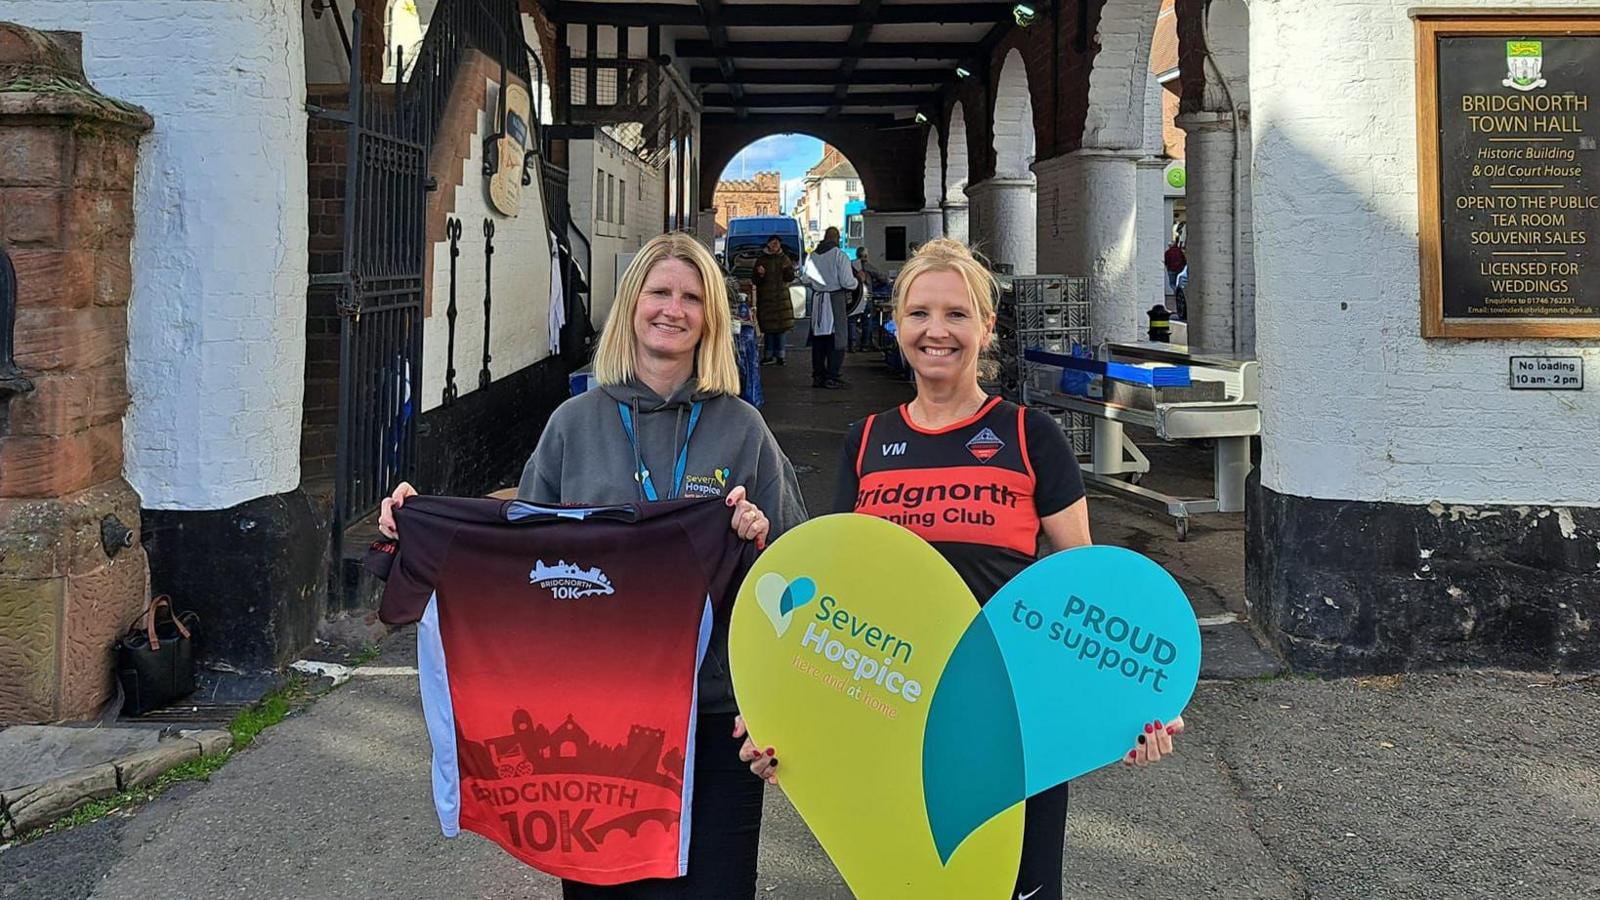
[517,377,809,712]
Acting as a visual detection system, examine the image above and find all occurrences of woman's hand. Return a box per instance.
[733,715,779,785]
[756,264,766,277]
[1123,716,1185,769]
[378,482,418,538]
[725,485,771,550]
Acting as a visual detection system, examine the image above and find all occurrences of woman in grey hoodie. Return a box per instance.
[380,232,806,898]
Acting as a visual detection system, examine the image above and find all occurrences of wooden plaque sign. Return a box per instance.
[1416,13,1600,338]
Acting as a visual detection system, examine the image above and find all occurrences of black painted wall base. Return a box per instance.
[414,354,574,499]
[141,488,328,671]
[1246,472,1600,675]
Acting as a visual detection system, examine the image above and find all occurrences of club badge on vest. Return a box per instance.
[965,428,1004,462]
[682,466,733,498]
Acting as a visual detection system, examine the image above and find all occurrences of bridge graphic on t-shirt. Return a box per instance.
[459,709,685,795]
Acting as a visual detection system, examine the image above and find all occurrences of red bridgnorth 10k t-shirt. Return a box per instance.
[367,496,753,885]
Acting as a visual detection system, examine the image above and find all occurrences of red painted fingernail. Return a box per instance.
[1166,726,1175,736]
[1127,750,1137,759]
[765,748,775,757]
[1154,720,1164,729]
[1144,723,1154,734]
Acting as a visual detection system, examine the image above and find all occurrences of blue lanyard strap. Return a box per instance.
[618,401,702,501]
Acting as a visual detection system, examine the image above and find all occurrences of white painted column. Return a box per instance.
[1176,110,1249,355]
[1034,150,1142,345]
[964,178,1037,274]
[1136,156,1169,321]
[9,0,310,510]
[921,208,945,242]
[941,200,970,245]
[696,208,718,248]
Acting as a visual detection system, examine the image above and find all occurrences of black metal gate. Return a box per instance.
[309,10,427,538]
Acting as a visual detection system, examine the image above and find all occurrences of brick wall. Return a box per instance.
[301,87,349,487]
[713,171,780,229]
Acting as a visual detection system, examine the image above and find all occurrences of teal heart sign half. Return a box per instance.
[922,545,1201,862]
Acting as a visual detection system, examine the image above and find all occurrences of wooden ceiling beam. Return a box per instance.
[674,40,972,59]
[553,3,1013,26]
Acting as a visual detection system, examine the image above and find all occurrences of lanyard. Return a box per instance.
[618,401,702,501]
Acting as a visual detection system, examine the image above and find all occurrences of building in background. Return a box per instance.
[712,171,780,237]
[791,145,864,250]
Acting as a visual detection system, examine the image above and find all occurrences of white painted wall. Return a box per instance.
[569,132,667,329]
[1252,0,1600,506]
[10,0,310,511]
[420,80,555,413]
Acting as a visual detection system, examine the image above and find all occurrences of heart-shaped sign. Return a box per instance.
[729,515,1200,898]
[729,514,1024,898]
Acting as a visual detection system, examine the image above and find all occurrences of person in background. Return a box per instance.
[848,247,886,353]
[753,236,796,366]
[725,264,763,407]
[1163,239,1187,297]
[802,225,857,390]
[381,232,808,900]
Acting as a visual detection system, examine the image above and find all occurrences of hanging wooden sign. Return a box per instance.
[1415,13,1600,338]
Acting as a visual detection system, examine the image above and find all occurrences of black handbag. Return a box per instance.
[116,595,199,716]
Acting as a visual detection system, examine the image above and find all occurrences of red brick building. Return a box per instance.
[712,170,780,232]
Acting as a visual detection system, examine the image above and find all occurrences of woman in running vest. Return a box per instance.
[742,238,1184,900]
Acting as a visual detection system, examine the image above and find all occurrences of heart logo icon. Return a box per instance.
[753,572,816,637]
[714,467,730,486]
[729,515,1200,898]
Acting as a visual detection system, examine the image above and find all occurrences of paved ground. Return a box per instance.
[5,352,1597,899]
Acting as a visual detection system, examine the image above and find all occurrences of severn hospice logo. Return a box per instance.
[754,573,816,637]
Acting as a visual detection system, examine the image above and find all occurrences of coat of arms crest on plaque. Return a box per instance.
[1502,40,1548,92]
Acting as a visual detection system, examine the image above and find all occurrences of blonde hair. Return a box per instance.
[593,232,740,395]
[891,238,1000,379]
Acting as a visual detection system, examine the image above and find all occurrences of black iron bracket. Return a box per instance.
[443,217,462,405]
[480,218,495,389]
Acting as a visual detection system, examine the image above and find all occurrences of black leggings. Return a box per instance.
[560,713,764,899]
[1013,782,1070,900]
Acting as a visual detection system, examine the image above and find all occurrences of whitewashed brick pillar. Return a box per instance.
[1035,150,1142,344]
[1176,110,1253,354]
[941,199,969,245]
[1136,155,1169,318]
[964,178,1037,274]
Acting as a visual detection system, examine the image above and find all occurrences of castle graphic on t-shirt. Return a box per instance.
[460,709,685,795]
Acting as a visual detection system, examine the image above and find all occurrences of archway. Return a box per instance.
[1037,0,1165,342]
[383,0,425,82]
[943,102,970,245]
[993,49,1036,179]
[1176,0,1253,356]
[969,48,1039,273]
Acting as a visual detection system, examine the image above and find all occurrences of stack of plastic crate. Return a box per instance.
[993,274,1092,456]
